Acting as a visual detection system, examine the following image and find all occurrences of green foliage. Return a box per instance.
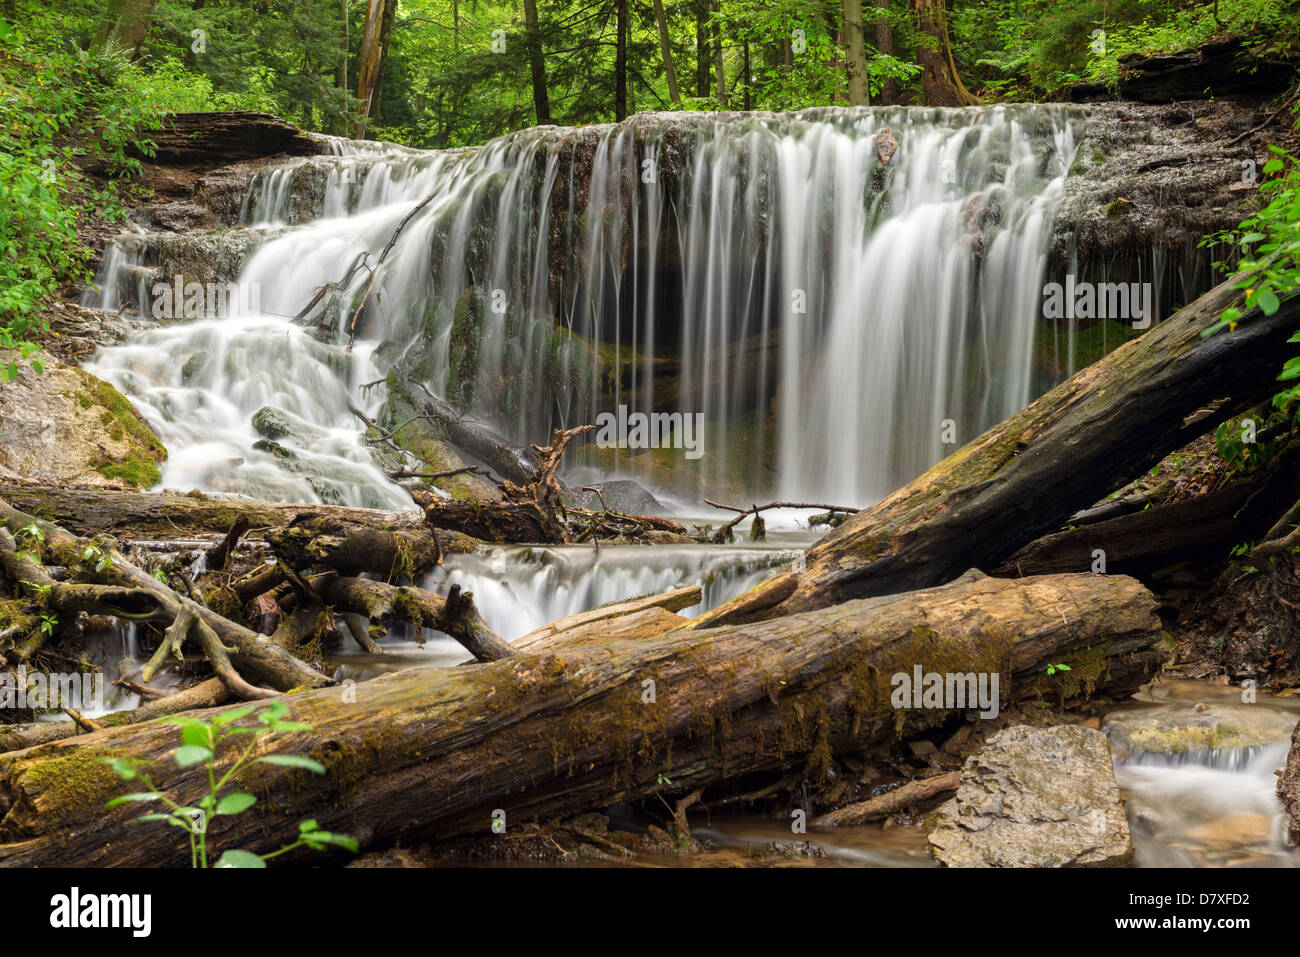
[1201,106,1300,422]
[101,699,358,868]
[0,17,167,378]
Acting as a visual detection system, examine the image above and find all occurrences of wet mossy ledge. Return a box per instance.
[0,351,167,490]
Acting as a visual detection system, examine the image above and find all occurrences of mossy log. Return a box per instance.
[0,482,475,553]
[0,571,1162,866]
[693,278,1300,628]
[995,438,1300,586]
[318,576,513,662]
[399,378,539,484]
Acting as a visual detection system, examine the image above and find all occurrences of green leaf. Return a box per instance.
[172,745,213,768]
[105,792,161,808]
[180,723,212,749]
[254,754,326,774]
[215,849,267,869]
[302,831,360,853]
[1256,287,1280,316]
[257,699,289,724]
[212,704,257,726]
[215,792,258,815]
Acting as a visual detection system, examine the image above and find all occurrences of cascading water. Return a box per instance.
[84,105,1083,509]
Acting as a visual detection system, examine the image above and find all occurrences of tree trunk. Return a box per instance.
[0,482,475,555]
[692,278,1300,627]
[523,0,553,123]
[615,0,629,121]
[911,0,977,106]
[652,0,682,105]
[875,0,898,104]
[842,0,869,105]
[335,0,349,125]
[353,0,386,138]
[713,3,728,108]
[0,572,1162,866]
[696,1,710,97]
[367,0,397,128]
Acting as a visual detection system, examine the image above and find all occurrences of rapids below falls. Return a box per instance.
[74,105,1297,866]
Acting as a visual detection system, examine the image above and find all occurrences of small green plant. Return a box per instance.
[38,613,57,636]
[1045,663,1072,677]
[17,524,44,544]
[82,544,113,574]
[101,699,358,868]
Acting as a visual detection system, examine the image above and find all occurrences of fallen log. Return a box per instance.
[811,770,961,827]
[692,278,1300,628]
[0,482,475,552]
[0,571,1162,866]
[318,576,512,662]
[997,437,1300,585]
[398,379,539,485]
[514,585,701,651]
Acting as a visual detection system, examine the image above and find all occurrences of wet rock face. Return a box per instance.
[1051,99,1264,314]
[928,724,1133,868]
[1105,703,1298,756]
[0,352,167,489]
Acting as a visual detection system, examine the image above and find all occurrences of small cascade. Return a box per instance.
[423,542,800,640]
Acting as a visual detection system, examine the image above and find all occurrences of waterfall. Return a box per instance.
[84,105,1082,508]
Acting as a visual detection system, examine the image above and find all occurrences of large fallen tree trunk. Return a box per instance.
[692,278,1300,628]
[0,571,1162,866]
[995,437,1300,586]
[0,482,474,553]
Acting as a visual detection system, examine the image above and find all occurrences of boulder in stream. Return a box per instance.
[928,724,1133,868]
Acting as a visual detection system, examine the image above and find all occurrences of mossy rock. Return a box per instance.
[0,351,166,489]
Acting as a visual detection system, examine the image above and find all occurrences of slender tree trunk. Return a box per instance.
[696,1,710,97]
[652,0,682,105]
[524,0,553,123]
[353,0,386,138]
[842,0,869,105]
[875,0,898,104]
[335,0,350,135]
[742,38,751,109]
[713,2,727,108]
[615,0,629,120]
[368,0,397,127]
[912,0,977,105]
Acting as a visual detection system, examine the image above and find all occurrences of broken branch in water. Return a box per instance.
[703,499,860,543]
